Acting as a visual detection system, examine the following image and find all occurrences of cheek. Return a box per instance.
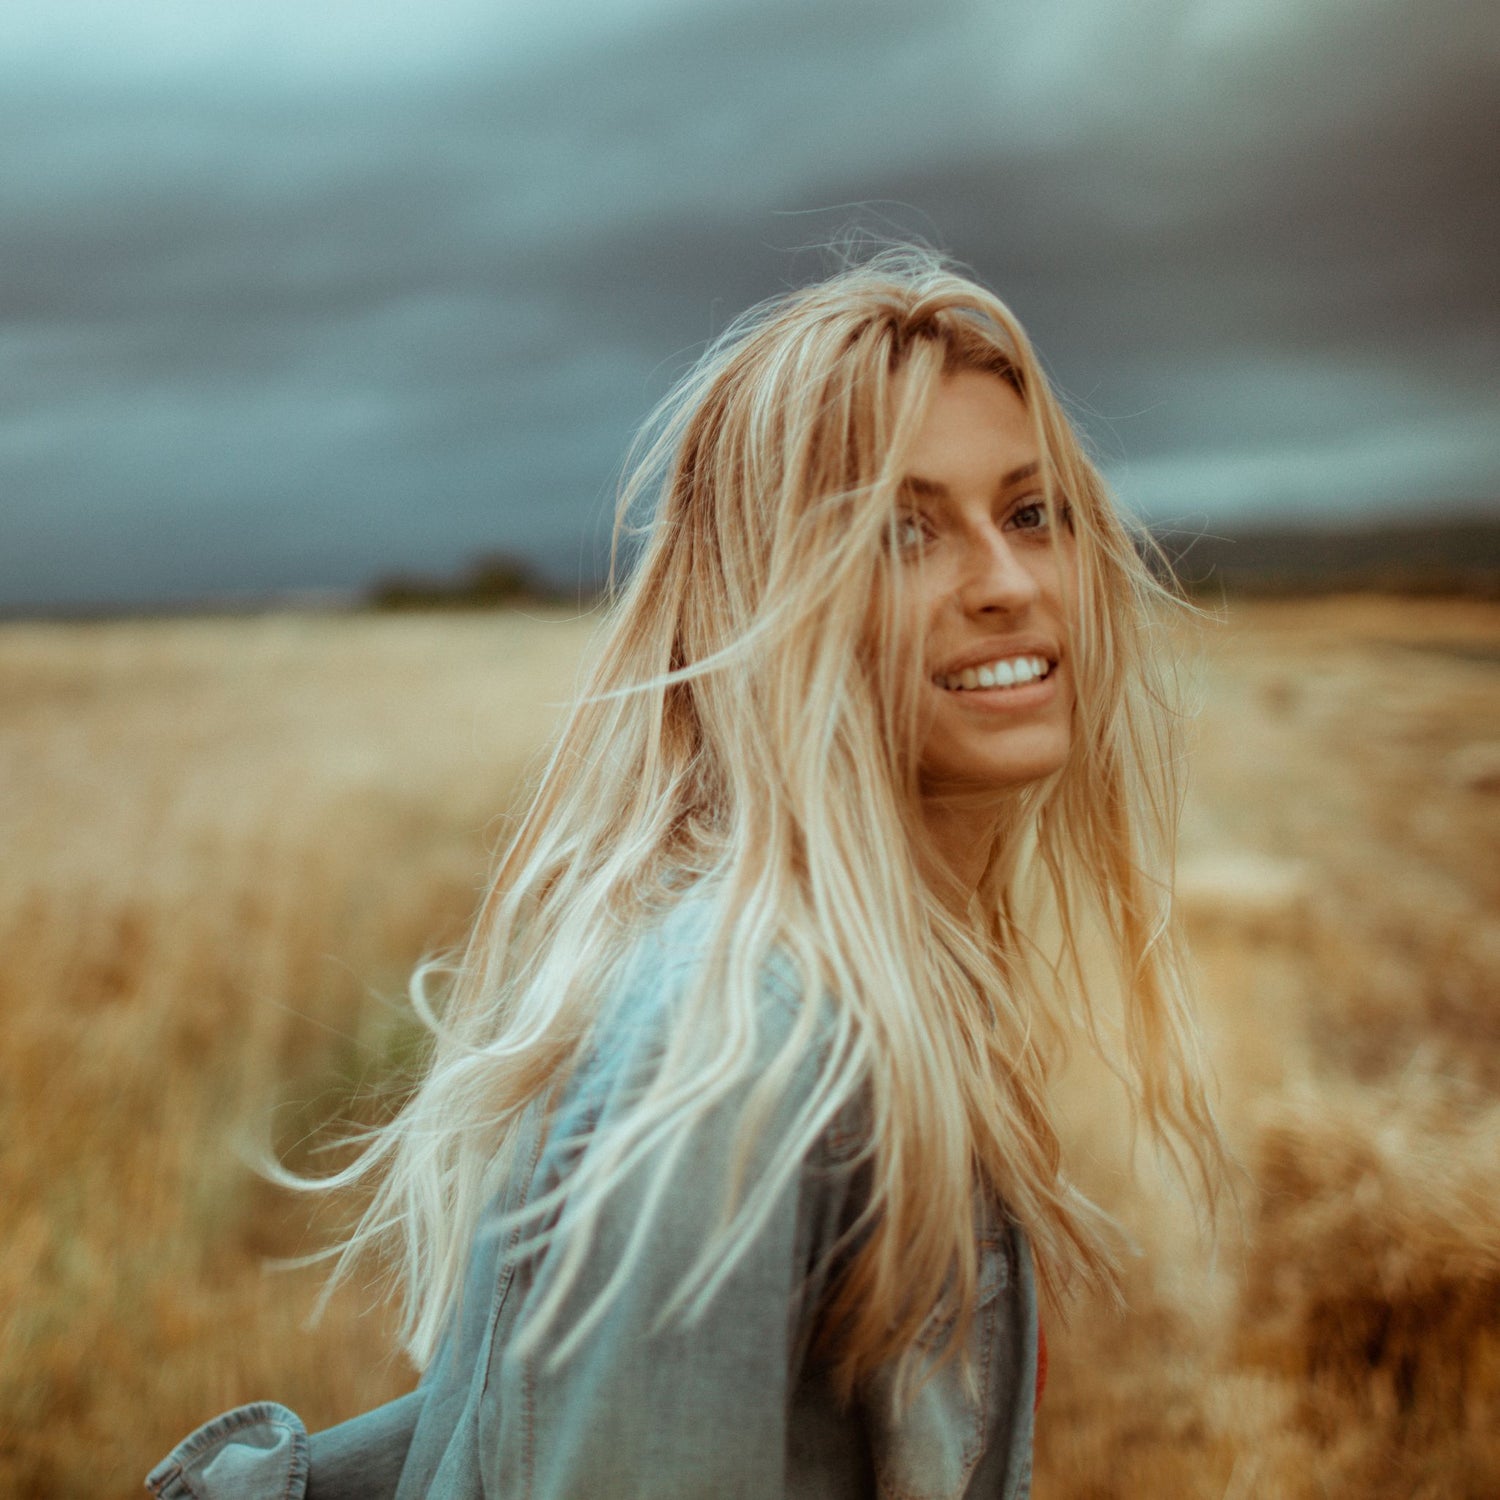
[859,575,937,743]
[882,570,940,676]
[1050,539,1081,619]
[1031,545,1068,598]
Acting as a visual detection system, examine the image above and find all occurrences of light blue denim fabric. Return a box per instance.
[147,895,1037,1499]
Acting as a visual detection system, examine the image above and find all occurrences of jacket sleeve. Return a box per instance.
[145,1390,422,1500]
[145,1402,309,1500]
[485,984,860,1500]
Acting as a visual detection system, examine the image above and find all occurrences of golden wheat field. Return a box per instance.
[2,596,1497,1498]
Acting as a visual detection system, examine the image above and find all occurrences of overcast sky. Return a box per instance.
[3,0,1496,612]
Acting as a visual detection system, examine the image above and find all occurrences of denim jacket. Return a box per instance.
[147,896,1037,1499]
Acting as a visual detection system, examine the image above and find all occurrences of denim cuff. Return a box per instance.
[145,1401,309,1500]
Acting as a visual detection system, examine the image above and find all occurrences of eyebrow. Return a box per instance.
[898,461,1041,502]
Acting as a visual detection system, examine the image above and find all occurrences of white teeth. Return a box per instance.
[936,655,1051,691]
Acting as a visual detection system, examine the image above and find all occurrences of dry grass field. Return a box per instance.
[2,596,1496,1498]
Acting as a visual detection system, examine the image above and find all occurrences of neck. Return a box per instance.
[917,788,1004,902]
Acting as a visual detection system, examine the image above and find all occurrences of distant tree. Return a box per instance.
[1146,517,1500,600]
[367,550,562,610]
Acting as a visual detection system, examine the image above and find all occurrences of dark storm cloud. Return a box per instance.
[2,0,1496,610]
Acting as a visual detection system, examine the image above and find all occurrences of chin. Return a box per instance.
[975,727,1071,787]
[921,748,1070,795]
[988,755,1068,789]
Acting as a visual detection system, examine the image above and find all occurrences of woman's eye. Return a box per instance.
[889,512,931,551]
[1007,498,1050,532]
[1009,495,1076,534]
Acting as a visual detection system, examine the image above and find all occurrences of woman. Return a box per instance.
[147,247,1223,1499]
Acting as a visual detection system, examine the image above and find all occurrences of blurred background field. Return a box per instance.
[2,593,1497,1497]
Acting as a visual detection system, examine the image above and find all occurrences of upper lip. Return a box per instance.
[931,638,1061,679]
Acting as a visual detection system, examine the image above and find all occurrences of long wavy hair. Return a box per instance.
[295,245,1224,1404]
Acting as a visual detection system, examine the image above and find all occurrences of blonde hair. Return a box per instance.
[299,245,1223,1403]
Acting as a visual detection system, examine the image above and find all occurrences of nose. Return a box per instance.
[958,526,1041,615]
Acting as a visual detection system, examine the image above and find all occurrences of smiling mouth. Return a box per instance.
[933,655,1055,692]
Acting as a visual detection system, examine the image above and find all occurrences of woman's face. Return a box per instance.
[892,370,1076,797]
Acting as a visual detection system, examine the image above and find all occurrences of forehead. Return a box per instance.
[900,371,1038,497]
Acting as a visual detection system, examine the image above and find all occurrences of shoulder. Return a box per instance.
[562,887,866,1165]
[592,888,817,1053]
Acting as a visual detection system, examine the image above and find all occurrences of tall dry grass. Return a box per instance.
[0,609,599,1495]
[1032,597,1500,1499]
[2,597,1497,1497]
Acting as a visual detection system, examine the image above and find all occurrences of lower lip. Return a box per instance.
[933,670,1059,712]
